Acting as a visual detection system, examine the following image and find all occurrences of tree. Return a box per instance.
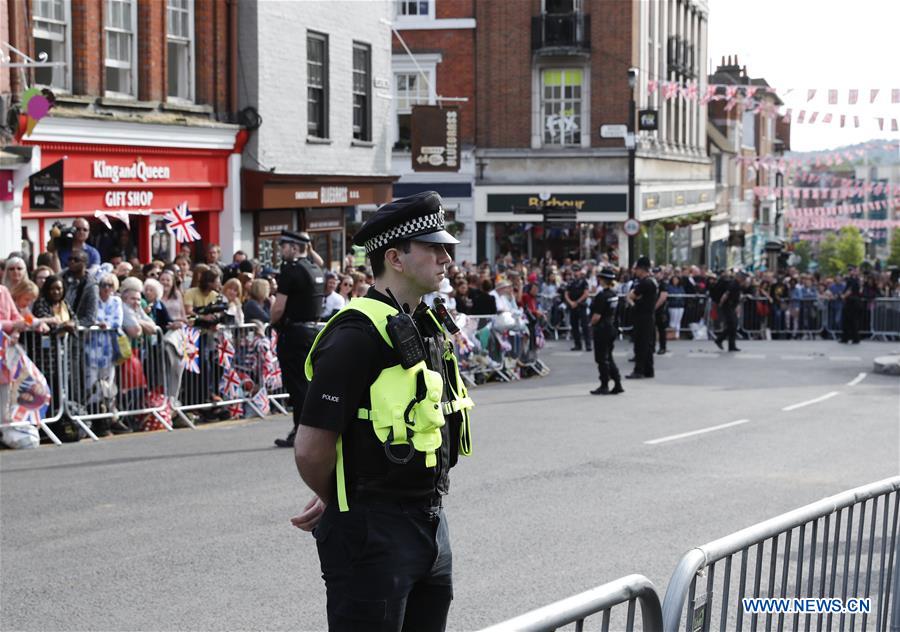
[792,240,812,272]
[888,228,900,267]
[817,226,865,276]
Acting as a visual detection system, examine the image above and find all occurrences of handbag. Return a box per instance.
[755,301,770,318]
[115,332,133,364]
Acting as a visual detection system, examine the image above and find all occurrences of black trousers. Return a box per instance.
[314,500,453,632]
[716,305,738,350]
[655,313,668,352]
[593,326,621,386]
[569,305,591,350]
[632,316,655,376]
[277,324,317,429]
[841,299,861,343]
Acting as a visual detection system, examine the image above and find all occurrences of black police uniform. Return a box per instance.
[565,275,591,351]
[715,277,741,351]
[630,273,658,378]
[841,275,862,343]
[590,285,622,393]
[655,277,669,353]
[298,191,465,632]
[275,236,324,444]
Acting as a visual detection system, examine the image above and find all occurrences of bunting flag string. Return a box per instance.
[648,82,900,106]
[782,200,899,218]
[786,217,900,230]
[753,184,900,200]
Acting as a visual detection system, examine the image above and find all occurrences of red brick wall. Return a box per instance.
[8,0,31,95]
[393,28,476,145]
[435,0,473,19]
[475,0,538,148]
[588,0,633,148]
[194,0,230,112]
[137,0,165,102]
[71,0,103,95]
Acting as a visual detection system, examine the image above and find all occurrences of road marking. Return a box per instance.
[735,353,766,359]
[830,356,863,362]
[781,391,840,411]
[781,355,815,361]
[687,352,719,359]
[847,372,867,387]
[645,419,751,445]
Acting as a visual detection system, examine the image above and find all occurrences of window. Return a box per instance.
[543,0,581,13]
[105,0,136,97]
[542,69,582,146]
[352,43,371,141]
[394,72,429,149]
[307,32,329,139]
[396,0,432,16]
[167,0,194,101]
[741,109,756,149]
[31,0,69,90]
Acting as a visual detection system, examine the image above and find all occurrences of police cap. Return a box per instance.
[635,256,652,270]
[279,230,311,246]
[353,191,459,254]
[598,267,617,280]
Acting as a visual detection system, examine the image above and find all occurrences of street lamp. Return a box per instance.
[627,67,639,268]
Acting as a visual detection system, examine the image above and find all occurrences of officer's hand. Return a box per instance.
[290,495,326,532]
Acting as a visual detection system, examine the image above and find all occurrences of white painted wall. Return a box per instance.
[239,0,393,177]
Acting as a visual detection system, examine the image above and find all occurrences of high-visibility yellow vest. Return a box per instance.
[305,296,473,512]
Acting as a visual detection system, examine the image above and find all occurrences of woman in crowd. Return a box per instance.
[337,275,353,304]
[143,278,173,331]
[243,279,272,324]
[189,263,211,290]
[667,274,686,338]
[32,265,53,289]
[454,277,473,314]
[350,271,368,298]
[11,280,39,319]
[159,268,187,325]
[32,274,76,334]
[221,277,245,327]
[2,256,28,291]
[84,273,128,434]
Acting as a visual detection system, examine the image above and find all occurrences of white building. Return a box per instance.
[238,0,397,270]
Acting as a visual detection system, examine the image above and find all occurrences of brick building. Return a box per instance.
[707,56,789,269]
[390,0,477,264]
[1,0,243,262]
[238,0,396,270]
[474,0,715,266]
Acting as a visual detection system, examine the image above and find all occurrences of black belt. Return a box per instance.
[349,493,443,513]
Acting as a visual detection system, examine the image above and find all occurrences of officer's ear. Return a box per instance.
[383,246,405,273]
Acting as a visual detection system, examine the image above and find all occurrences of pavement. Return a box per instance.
[1,337,898,631]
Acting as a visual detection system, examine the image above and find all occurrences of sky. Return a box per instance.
[707,0,900,153]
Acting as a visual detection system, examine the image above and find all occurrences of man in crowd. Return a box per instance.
[62,250,98,326]
[49,217,101,270]
[565,264,591,352]
[840,265,862,344]
[653,267,670,355]
[627,256,657,379]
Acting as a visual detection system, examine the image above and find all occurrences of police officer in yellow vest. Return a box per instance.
[290,191,473,632]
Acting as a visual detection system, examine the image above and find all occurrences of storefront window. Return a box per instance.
[32,0,70,91]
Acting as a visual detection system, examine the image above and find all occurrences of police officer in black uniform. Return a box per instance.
[653,267,670,355]
[626,256,657,379]
[290,191,473,632]
[714,270,743,352]
[565,264,591,351]
[273,230,325,448]
[589,267,624,395]
[840,265,862,344]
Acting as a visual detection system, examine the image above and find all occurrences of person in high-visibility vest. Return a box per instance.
[290,191,473,632]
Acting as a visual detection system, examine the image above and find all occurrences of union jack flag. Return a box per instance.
[250,387,270,416]
[263,356,282,391]
[227,403,244,419]
[216,336,235,369]
[10,404,48,425]
[181,326,200,374]
[219,368,242,398]
[164,202,201,244]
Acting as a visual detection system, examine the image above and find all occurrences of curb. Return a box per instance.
[873,355,900,376]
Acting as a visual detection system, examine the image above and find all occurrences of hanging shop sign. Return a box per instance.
[638,109,659,131]
[29,159,64,211]
[411,105,460,173]
[487,193,626,215]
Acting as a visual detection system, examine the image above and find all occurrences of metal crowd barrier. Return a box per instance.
[478,574,663,632]
[662,476,900,632]
[4,330,68,444]
[67,325,172,438]
[617,294,709,340]
[870,298,900,341]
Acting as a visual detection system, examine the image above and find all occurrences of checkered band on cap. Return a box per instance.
[363,210,446,254]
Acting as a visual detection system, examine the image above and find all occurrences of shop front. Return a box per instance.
[20,118,242,262]
[474,186,628,264]
[638,182,716,266]
[242,171,396,271]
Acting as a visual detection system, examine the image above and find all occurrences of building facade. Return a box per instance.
[474,0,714,266]
[238,0,396,271]
[390,0,477,265]
[2,0,242,262]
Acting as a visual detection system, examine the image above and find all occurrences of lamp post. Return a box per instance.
[627,67,638,268]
